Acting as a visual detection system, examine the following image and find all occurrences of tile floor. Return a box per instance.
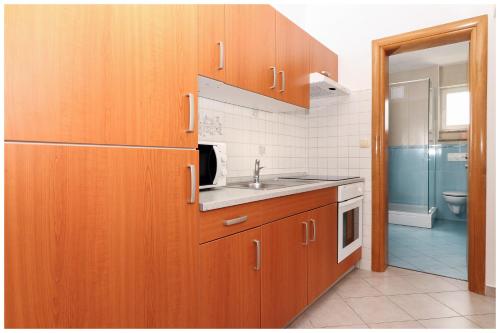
[289,267,495,329]
[389,219,467,280]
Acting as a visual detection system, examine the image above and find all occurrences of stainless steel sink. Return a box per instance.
[226,178,320,190]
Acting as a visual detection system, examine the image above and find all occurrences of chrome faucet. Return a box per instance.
[253,159,264,184]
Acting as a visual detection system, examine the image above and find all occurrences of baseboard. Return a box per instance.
[485,285,496,297]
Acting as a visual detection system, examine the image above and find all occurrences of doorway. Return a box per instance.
[387,43,470,280]
[371,16,488,294]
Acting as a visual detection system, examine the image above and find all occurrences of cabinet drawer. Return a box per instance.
[261,187,337,223]
[199,201,262,243]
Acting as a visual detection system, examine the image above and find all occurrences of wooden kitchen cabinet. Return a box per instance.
[261,211,309,328]
[307,204,338,302]
[5,5,198,148]
[225,5,277,98]
[310,36,339,81]
[5,144,199,328]
[198,5,226,81]
[275,11,310,108]
[199,227,261,328]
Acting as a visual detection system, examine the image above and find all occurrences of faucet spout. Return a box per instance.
[253,159,264,184]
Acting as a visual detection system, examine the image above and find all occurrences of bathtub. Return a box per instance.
[389,203,437,228]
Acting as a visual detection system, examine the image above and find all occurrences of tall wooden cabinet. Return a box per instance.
[198,227,261,328]
[5,5,198,148]
[5,144,199,328]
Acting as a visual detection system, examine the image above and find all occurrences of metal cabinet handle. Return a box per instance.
[301,221,309,246]
[223,215,248,226]
[253,239,261,271]
[186,93,194,133]
[187,164,195,204]
[310,219,317,242]
[270,66,277,89]
[320,70,332,78]
[217,41,224,70]
[279,70,285,92]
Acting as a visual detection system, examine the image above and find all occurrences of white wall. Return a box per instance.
[276,3,496,287]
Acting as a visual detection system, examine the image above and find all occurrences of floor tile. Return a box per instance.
[465,313,496,328]
[288,313,313,328]
[405,273,461,293]
[304,297,364,328]
[369,320,424,328]
[344,267,377,279]
[429,291,496,315]
[388,293,459,319]
[345,296,413,324]
[364,276,421,295]
[419,316,479,328]
[333,277,382,298]
[439,276,469,290]
[324,323,370,329]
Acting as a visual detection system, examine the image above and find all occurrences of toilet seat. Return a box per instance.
[443,191,467,197]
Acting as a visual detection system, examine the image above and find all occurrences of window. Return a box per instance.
[440,86,470,131]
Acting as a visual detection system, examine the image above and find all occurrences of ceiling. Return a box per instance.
[389,41,469,73]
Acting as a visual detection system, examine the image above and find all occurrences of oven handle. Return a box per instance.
[338,195,363,209]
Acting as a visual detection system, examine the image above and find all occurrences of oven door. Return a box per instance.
[338,196,363,263]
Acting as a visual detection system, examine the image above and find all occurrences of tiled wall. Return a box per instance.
[307,90,373,270]
[198,97,308,178]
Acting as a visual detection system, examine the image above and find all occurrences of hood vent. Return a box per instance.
[310,72,350,99]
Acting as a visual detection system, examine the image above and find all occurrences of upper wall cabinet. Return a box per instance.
[5,5,198,148]
[198,5,226,82]
[224,5,277,99]
[310,36,339,81]
[275,12,310,108]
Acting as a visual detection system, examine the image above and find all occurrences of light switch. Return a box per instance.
[359,139,370,148]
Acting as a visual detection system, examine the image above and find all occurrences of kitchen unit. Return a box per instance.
[5,4,350,329]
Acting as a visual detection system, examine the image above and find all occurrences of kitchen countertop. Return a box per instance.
[199,177,364,211]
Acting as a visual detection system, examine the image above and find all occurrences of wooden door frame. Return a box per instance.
[371,15,488,294]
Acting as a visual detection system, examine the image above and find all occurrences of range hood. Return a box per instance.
[310,72,350,99]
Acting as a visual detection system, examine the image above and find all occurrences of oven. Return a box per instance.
[337,182,364,263]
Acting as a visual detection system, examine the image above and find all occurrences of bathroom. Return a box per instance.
[388,42,470,280]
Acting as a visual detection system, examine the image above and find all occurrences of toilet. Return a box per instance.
[442,191,467,216]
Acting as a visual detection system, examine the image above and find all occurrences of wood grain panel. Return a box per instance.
[198,5,226,81]
[5,5,198,148]
[199,227,261,328]
[307,204,338,302]
[371,15,488,294]
[335,248,362,282]
[275,11,310,107]
[225,4,276,98]
[261,212,308,328]
[199,201,262,243]
[261,187,337,224]
[5,143,199,327]
[309,36,339,81]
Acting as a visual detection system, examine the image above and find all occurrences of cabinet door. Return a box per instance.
[225,5,276,98]
[199,227,261,328]
[310,36,339,81]
[5,5,198,148]
[307,204,338,302]
[198,5,226,81]
[276,12,310,108]
[5,144,199,328]
[261,212,308,328]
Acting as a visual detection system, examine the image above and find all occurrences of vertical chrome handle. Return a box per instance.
[310,219,317,242]
[253,239,261,271]
[279,70,285,92]
[186,93,194,133]
[301,222,309,246]
[270,66,277,89]
[217,41,224,70]
[188,164,195,204]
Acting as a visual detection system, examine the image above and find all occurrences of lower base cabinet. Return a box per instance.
[5,143,199,328]
[198,227,262,328]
